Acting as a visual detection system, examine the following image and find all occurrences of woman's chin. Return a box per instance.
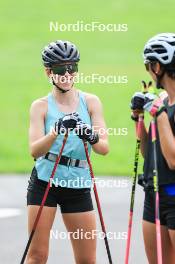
[57,84,73,91]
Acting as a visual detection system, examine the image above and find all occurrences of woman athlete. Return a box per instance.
[131,33,175,264]
[27,40,109,264]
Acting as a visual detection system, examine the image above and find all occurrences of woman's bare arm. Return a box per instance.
[86,94,109,155]
[29,98,57,159]
[157,112,175,170]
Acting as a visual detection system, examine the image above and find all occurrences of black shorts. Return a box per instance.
[143,187,175,230]
[27,167,94,214]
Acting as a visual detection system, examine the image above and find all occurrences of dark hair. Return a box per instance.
[163,63,175,79]
[151,60,175,80]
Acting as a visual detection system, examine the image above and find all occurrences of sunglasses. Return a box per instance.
[144,61,157,72]
[144,61,150,71]
[51,64,78,75]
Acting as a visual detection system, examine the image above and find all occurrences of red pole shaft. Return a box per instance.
[83,141,113,264]
[20,133,68,264]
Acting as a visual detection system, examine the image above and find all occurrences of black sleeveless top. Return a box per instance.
[143,99,175,186]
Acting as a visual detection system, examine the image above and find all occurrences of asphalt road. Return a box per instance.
[0,175,147,264]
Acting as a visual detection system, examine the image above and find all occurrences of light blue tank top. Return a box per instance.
[35,91,92,189]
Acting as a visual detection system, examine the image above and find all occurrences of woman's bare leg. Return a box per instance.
[62,211,96,264]
[26,206,57,264]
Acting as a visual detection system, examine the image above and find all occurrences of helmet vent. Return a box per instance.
[169,41,175,46]
[42,40,80,67]
[143,33,175,65]
[152,45,166,54]
[69,47,73,57]
[64,42,67,49]
[163,56,168,60]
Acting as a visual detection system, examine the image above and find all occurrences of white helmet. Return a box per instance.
[143,33,175,65]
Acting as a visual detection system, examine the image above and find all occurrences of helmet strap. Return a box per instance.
[51,78,71,93]
[48,70,72,93]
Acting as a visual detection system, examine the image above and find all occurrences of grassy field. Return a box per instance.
[0,0,174,175]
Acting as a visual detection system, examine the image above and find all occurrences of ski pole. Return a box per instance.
[20,133,68,264]
[83,140,113,264]
[125,114,143,264]
[125,80,150,264]
[151,118,163,264]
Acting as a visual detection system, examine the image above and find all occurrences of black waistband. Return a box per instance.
[44,152,88,169]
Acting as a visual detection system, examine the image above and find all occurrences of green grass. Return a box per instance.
[0,0,175,174]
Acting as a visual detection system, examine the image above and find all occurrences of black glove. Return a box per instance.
[76,121,99,145]
[130,92,145,111]
[130,92,147,122]
[55,112,79,134]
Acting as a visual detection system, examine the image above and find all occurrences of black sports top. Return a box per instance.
[143,99,175,186]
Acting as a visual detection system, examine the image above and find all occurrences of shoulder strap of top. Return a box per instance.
[78,91,89,112]
[47,92,52,104]
[47,92,59,114]
[163,97,169,107]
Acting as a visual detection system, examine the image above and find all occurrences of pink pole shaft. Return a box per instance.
[151,119,163,264]
[125,211,133,264]
[155,192,163,264]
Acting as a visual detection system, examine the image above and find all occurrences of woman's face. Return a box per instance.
[145,62,161,82]
[46,62,78,91]
[53,70,77,90]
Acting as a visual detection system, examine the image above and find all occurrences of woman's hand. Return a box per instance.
[85,94,109,155]
[143,95,166,117]
[75,121,99,145]
[54,112,79,134]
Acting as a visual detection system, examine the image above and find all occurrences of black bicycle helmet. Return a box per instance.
[42,40,80,67]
